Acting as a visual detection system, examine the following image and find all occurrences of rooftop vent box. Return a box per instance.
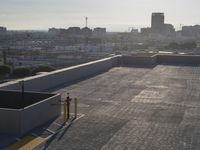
[0,90,61,136]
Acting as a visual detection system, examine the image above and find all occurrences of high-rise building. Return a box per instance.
[151,13,165,33]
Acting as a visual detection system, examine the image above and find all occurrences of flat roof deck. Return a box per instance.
[38,65,200,150]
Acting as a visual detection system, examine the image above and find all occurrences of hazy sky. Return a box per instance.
[0,0,199,31]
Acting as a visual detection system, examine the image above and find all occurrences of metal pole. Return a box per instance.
[64,100,67,124]
[74,98,77,119]
[67,95,70,120]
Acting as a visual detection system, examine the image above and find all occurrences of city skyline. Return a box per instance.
[0,0,199,31]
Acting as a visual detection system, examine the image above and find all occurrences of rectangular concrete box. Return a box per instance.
[0,90,61,135]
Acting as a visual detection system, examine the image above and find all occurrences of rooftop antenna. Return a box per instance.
[85,17,88,28]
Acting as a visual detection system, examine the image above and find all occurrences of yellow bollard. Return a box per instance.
[74,98,78,119]
[64,100,67,124]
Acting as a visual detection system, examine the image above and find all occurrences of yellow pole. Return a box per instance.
[74,98,78,119]
[64,101,67,123]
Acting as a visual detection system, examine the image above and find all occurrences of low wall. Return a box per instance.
[21,94,60,135]
[0,56,119,92]
[0,91,61,135]
[121,55,157,66]
[120,54,200,66]
[1,54,200,93]
[0,108,20,135]
[157,54,200,65]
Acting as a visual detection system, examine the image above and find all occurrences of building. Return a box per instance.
[48,28,60,35]
[67,27,81,35]
[131,28,139,34]
[151,13,165,33]
[163,24,175,35]
[181,25,200,37]
[49,27,93,36]
[81,27,92,36]
[2,54,200,149]
[0,27,7,33]
[93,28,106,36]
[141,27,152,35]
[140,13,175,36]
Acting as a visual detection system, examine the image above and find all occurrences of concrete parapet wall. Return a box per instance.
[157,54,200,65]
[0,109,21,135]
[20,94,61,135]
[0,91,60,135]
[0,56,119,92]
[1,54,200,92]
[121,54,200,66]
[121,55,157,65]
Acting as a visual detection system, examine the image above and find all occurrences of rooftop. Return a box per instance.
[37,65,200,150]
[1,54,200,149]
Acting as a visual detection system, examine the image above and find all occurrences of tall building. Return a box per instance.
[143,12,175,35]
[151,13,165,33]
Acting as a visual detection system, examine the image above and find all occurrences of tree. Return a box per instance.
[13,67,31,77]
[169,41,197,50]
[180,42,197,49]
[32,65,55,75]
[168,42,180,49]
[0,65,11,76]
